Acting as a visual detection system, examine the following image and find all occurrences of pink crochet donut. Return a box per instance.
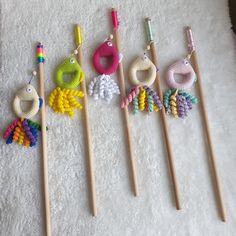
[92,40,119,75]
[166,59,196,90]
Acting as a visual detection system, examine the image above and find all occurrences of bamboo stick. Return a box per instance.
[37,43,52,235]
[74,25,97,216]
[186,27,226,221]
[111,8,139,196]
[145,18,181,209]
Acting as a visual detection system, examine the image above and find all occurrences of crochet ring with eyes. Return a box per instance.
[3,83,43,147]
[88,36,120,103]
[163,58,198,118]
[48,56,84,117]
[121,53,162,114]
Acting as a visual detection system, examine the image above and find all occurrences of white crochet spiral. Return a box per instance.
[88,74,120,103]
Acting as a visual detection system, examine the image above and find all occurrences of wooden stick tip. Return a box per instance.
[221,215,226,222]
[92,211,98,217]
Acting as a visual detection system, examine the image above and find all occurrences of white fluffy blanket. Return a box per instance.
[1,0,236,235]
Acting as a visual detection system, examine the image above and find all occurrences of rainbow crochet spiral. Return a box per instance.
[3,118,42,147]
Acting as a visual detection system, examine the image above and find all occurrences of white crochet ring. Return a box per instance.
[13,84,40,119]
[129,54,156,86]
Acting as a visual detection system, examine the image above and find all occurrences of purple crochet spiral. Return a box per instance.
[176,95,186,118]
[186,98,193,110]
[144,85,162,109]
[22,119,35,143]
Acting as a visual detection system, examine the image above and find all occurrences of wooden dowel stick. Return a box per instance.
[145,18,181,209]
[186,27,226,221]
[111,9,139,196]
[37,43,52,236]
[75,25,97,216]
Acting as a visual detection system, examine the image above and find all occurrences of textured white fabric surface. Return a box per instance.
[1,0,236,235]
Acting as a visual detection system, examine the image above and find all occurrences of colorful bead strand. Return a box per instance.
[37,43,45,63]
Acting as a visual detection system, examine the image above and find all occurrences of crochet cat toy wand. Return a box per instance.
[186,27,226,221]
[36,43,52,235]
[111,8,139,196]
[145,18,181,209]
[74,26,97,216]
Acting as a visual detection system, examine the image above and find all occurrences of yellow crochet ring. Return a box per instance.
[13,84,40,119]
[129,55,156,86]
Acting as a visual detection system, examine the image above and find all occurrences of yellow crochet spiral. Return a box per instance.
[170,94,178,118]
[153,105,159,112]
[48,87,84,117]
[138,87,146,111]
